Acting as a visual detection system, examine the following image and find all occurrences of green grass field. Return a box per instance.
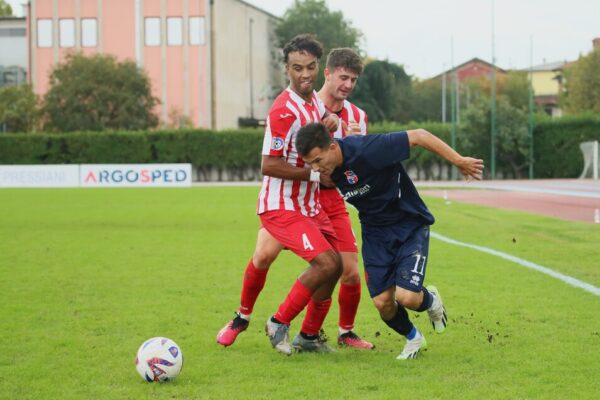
[1,187,599,399]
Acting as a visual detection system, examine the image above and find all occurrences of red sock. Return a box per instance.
[239,259,268,315]
[338,282,361,330]
[274,280,313,325]
[301,297,333,336]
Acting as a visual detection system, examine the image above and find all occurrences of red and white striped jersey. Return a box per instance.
[257,88,327,217]
[327,100,368,139]
[321,100,368,212]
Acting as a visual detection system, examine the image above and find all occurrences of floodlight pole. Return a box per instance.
[451,37,458,180]
[528,35,535,180]
[490,0,497,180]
[442,64,447,123]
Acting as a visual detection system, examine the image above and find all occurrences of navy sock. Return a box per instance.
[416,287,433,312]
[382,304,414,337]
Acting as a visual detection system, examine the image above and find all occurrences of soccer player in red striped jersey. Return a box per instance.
[316,48,374,349]
[217,34,343,354]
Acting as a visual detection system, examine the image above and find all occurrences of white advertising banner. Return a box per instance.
[79,164,192,187]
[0,165,80,188]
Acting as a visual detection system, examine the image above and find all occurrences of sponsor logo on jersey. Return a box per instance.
[279,113,293,119]
[344,170,359,184]
[342,184,371,200]
[271,137,285,151]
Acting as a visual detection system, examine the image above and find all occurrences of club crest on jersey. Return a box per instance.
[271,137,284,151]
[344,170,359,184]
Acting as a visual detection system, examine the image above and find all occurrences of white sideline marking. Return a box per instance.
[431,232,600,297]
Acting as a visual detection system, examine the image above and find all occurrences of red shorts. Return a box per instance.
[260,210,338,262]
[320,189,358,253]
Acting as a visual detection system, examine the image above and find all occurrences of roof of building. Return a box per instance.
[236,0,281,20]
[524,60,571,72]
[429,57,507,80]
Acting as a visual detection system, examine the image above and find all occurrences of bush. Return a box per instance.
[533,114,600,178]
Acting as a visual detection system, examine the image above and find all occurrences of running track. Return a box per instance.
[418,179,600,223]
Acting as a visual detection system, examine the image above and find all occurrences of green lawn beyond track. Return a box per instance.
[1,187,599,399]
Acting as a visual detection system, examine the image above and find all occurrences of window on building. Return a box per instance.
[145,17,160,46]
[59,19,75,48]
[0,28,26,37]
[37,19,52,48]
[167,17,182,46]
[81,18,97,47]
[189,16,205,45]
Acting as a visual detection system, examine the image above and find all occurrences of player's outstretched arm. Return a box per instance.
[261,155,317,182]
[406,128,484,181]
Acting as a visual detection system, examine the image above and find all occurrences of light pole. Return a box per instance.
[490,0,497,179]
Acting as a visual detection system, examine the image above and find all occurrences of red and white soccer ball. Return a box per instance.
[135,337,183,382]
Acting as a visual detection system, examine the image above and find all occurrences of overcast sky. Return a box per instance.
[8,0,600,79]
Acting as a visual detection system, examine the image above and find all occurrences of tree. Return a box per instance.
[462,96,529,178]
[350,60,413,123]
[275,0,363,86]
[563,48,600,114]
[0,0,13,16]
[42,53,159,132]
[0,84,40,132]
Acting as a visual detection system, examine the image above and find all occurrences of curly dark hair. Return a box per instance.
[326,48,363,75]
[283,34,324,63]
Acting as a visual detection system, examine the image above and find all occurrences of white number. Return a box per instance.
[302,233,314,251]
[411,254,426,275]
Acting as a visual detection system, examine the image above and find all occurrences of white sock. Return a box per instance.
[239,312,251,321]
[339,327,352,335]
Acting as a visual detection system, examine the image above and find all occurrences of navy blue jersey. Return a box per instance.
[331,132,435,232]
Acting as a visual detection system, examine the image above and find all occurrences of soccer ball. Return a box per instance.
[135,337,183,382]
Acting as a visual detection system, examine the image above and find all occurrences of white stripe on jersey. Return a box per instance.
[258,89,325,216]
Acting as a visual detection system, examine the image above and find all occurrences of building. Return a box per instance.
[526,60,570,117]
[0,16,27,87]
[526,39,600,118]
[431,58,507,83]
[26,0,284,129]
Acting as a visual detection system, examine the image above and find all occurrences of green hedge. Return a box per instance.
[1,117,599,179]
[533,115,600,178]
[0,128,264,170]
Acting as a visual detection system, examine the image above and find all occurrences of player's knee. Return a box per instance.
[395,289,420,310]
[252,248,277,269]
[340,267,360,285]
[313,250,342,279]
[372,297,395,318]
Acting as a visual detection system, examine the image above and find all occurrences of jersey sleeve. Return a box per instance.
[360,131,410,170]
[315,94,327,119]
[262,106,297,157]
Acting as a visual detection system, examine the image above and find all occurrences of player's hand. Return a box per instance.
[457,157,484,181]
[341,119,361,136]
[319,173,336,188]
[322,114,339,132]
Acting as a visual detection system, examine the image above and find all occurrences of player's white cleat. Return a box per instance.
[265,317,292,355]
[427,285,447,333]
[396,335,427,360]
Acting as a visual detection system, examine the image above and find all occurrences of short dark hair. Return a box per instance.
[296,122,331,156]
[283,34,323,64]
[326,48,363,75]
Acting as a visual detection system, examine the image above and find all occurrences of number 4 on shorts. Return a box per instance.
[302,233,314,251]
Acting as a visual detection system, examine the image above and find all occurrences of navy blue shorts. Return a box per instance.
[361,224,430,297]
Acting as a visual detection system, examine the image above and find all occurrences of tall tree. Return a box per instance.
[0,85,40,132]
[275,0,363,86]
[42,53,159,132]
[563,48,600,114]
[0,0,13,16]
[350,60,413,123]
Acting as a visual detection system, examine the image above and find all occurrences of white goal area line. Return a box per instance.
[431,232,600,297]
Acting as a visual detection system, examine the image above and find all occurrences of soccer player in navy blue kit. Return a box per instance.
[296,123,484,359]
